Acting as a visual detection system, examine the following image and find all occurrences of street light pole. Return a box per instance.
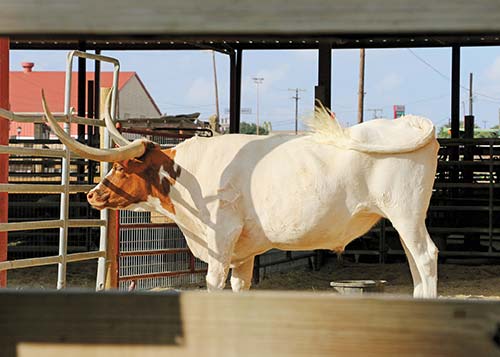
[252,77,264,135]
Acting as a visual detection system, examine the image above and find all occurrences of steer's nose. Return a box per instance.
[87,191,95,201]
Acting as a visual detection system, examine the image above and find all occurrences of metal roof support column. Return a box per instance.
[314,41,332,270]
[229,49,242,133]
[94,49,101,147]
[316,41,332,109]
[451,45,461,139]
[0,38,8,287]
[77,41,87,184]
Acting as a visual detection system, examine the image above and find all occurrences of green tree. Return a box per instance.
[240,121,269,135]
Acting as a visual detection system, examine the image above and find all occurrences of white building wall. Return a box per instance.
[118,75,161,118]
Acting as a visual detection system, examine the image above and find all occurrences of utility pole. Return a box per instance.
[252,77,264,135]
[289,88,306,134]
[469,72,473,116]
[358,48,366,124]
[212,51,220,124]
[367,108,383,119]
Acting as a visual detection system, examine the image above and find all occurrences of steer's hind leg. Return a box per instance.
[230,257,255,292]
[391,218,438,298]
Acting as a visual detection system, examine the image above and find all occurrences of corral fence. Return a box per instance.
[0,50,118,289]
[344,137,500,263]
[114,133,208,291]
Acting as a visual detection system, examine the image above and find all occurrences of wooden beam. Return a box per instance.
[1,291,500,356]
[3,1,500,36]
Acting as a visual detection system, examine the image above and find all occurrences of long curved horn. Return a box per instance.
[41,90,147,162]
[104,87,132,146]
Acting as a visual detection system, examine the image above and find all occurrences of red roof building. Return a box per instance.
[9,62,161,138]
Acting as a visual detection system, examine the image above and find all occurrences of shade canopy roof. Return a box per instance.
[2,0,500,50]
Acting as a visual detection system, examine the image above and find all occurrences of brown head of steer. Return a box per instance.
[87,144,180,214]
[41,90,180,215]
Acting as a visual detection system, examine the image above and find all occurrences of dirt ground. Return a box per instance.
[6,259,500,299]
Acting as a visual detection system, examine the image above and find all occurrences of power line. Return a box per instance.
[288,88,306,134]
[407,48,500,103]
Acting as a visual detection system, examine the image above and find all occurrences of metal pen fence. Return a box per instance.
[116,133,207,291]
[343,138,500,262]
[0,110,107,288]
[0,50,119,290]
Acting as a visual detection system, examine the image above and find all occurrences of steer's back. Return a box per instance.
[171,121,439,261]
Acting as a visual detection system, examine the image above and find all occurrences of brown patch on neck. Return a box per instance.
[150,148,181,215]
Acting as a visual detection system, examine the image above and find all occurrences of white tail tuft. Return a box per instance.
[305,101,436,154]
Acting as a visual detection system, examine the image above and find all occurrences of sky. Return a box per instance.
[9,46,500,131]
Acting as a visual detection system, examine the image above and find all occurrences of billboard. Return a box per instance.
[393,105,405,119]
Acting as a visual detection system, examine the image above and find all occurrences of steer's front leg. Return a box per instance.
[205,209,243,292]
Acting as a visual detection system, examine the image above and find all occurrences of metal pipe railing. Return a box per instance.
[0,50,120,289]
[0,107,105,126]
[63,50,119,291]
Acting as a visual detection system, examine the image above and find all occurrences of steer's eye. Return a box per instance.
[115,165,124,173]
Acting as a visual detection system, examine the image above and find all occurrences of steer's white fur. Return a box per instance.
[117,107,440,297]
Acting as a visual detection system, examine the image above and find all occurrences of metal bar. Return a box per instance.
[0,145,65,157]
[229,49,242,133]
[0,220,62,232]
[118,222,177,229]
[118,269,207,282]
[87,79,95,184]
[489,143,494,253]
[57,50,74,290]
[451,45,461,139]
[316,41,332,108]
[343,250,382,256]
[67,219,106,228]
[387,249,500,258]
[119,248,191,257]
[0,184,94,193]
[0,251,106,272]
[379,219,386,263]
[66,250,106,263]
[57,146,70,290]
[77,41,87,185]
[0,107,105,126]
[434,183,500,188]
[255,253,315,269]
[0,255,61,271]
[119,127,212,138]
[0,218,105,231]
[429,206,500,211]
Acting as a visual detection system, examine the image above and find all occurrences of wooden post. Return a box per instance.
[0,38,9,287]
[358,48,365,124]
[99,87,118,289]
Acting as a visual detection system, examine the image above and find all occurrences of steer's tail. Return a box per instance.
[306,101,436,154]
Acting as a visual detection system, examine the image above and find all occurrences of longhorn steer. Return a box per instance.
[42,92,439,297]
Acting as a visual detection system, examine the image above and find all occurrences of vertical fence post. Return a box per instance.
[96,87,112,290]
[105,210,119,289]
[57,50,76,290]
[0,38,9,287]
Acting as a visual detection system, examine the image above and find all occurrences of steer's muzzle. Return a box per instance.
[87,188,110,209]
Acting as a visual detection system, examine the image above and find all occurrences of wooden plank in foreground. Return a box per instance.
[0,290,499,356]
[1,1,500,36]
